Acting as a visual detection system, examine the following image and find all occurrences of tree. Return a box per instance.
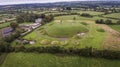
[0,40,10,52]
[66,7,72,10]
[117,20,120,25]
[95,19,104,24]
[99,19,104,24]
[81,13,93,18]
[10,22,19,30]
[73,17,76,20]
[105,19,112,24]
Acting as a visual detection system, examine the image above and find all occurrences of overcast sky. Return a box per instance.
[0,0,118,5]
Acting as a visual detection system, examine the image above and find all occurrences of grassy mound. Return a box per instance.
[44,21,89,38]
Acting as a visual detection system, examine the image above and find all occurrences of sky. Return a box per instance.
[0,0,79,5]
[0,0,118,5]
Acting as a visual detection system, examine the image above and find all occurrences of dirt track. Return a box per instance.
[98,24,120,50]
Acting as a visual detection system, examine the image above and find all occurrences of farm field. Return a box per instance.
[54,15,118,23]
[77,11,104,15]
[1,53,120,67]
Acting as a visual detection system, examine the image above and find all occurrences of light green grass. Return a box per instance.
[1,53,120,67]
[45,21,88,37]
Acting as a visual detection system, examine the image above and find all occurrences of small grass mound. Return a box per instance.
[40,39,51,45]
[81,22,89,26]
[60,41,69,46]
[51,41,59,45]
[97,28,105,32]
[45,21,89,38]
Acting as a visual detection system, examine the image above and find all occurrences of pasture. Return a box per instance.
[77,11,104,16]
[1,53,120,67]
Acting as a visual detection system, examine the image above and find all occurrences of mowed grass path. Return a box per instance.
[1,53,120,67]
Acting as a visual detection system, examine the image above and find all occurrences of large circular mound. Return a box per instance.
[44,22,89,38]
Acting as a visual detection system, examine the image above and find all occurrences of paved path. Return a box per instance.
[98,24,120,50]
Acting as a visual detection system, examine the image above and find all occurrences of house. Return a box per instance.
[2,27,13,37]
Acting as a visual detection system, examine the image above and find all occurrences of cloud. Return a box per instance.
[0,0,82,5]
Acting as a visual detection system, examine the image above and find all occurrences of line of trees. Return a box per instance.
[16,12,54,23]
[95,19,113,24]
[0,45,120,60]
[96,19,120,25]
[81,13,93,18]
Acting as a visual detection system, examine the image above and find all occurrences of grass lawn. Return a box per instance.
[0,22,10,29]
[1,53,120,67]
[109,25,120,32]
[45,21,88,37]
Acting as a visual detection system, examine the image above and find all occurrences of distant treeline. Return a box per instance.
[95,19,120,25]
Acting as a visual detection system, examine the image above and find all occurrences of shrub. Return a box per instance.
[105,19,112,24]
[40,39,50,45]
[117,20,120,25]
[95,19,104,24]
[81,13,93,18]
[51,41,59,45]
[97,28,105,32]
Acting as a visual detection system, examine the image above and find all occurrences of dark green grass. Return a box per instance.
[109,25,120,32]
[1,53,120,67]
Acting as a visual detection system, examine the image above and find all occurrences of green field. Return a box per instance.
[77,11,104,16]
[54,15,118,23]
[1,53,120,67]
[45,21,88,37]
[109,25,120,32]
[0,22,10,29]
[103,13,120,19]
